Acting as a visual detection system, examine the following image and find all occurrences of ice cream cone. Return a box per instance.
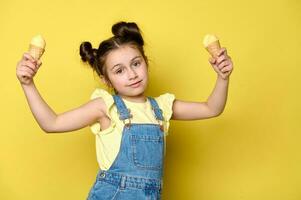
[28,35,46,60]
[21,35,46,83]
[206,40,221,58]
[203,34,221,58]
[28,44,45,60]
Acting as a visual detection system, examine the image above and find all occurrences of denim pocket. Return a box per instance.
[131,134,164,170]
[88,180,119,200]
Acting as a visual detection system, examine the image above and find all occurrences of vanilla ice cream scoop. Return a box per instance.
[28,35,46,60]
[203,34,220,58]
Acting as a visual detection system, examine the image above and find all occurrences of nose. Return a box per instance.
[128,67,138,80]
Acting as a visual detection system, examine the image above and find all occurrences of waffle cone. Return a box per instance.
[205,40,221,58]
[28,44,45,60]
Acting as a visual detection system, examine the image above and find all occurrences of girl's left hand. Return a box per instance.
[209,47,233,80]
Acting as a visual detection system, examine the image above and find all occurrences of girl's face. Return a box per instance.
[104,45,148,99]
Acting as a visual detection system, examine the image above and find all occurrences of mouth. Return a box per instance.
[128,80,142,87]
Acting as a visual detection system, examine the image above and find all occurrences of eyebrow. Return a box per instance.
[111,56,141,71]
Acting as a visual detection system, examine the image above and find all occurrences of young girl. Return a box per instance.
[16,21,233,200]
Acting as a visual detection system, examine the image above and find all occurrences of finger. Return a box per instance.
[23,60,38,73]
[217,60,229,70]
[209,57,216,64]
[21,64,36,75]
[37,60,42,67]
[221,66,231,73]
[212,64,223,76]
[217,55,227,64]
[21,63,36,75]
[23,53,36,63]
[217,47,227,57]
[23,67,35,76]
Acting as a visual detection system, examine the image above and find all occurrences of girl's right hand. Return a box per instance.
[16,53,42,85]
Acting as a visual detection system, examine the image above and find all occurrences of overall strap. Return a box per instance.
[148,97,164,121]
[112,95,132,120]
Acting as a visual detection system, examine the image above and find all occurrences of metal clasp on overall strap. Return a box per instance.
[121,108,133,129]
[158,119,164,132]
[152,107,165,132]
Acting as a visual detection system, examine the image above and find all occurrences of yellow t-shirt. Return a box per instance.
[89,88,175,170]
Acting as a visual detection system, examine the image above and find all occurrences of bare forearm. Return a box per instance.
[21,81,57,132]
[206,76,229,115]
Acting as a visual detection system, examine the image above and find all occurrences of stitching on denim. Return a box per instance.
[111,188,120,200]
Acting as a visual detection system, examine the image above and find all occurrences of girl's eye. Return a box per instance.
[115,68,123,74]
[133,61,140,67]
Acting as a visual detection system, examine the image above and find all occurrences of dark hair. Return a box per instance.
[79,21,148,84]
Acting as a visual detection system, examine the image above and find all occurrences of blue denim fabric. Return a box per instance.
[87,95,165,200]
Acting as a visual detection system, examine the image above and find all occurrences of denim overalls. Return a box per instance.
[87,94,165,200]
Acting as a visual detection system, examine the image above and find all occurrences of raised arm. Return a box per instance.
[49,97,106,133]
[171,77,229,120]
[17,53,106,133]
[21,82,105,133]
[171,47,233,120]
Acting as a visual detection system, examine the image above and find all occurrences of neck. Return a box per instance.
[119,93,147,103]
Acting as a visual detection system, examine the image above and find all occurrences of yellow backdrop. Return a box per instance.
[1,0,300,199]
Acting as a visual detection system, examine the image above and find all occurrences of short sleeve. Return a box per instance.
[89,88,116,135]
[155,93,176,135]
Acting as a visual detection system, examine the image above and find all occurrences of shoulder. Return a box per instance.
[90,88,112,100]
[153,93,176,121]
[154,93,176,107]
[90,88,115,116]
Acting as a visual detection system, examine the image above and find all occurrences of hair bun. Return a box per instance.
[111,21,144,46]
[80,41,97,66]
